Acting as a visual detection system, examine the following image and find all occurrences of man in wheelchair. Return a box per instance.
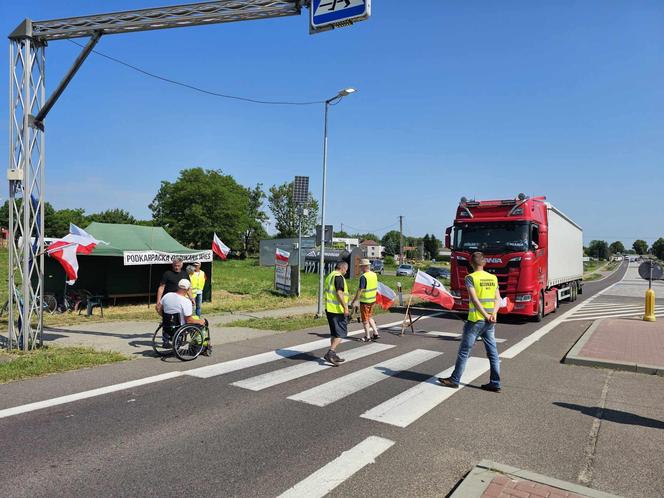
[157,278,211,356]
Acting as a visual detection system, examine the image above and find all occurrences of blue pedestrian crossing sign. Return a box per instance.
[310,0,371,33]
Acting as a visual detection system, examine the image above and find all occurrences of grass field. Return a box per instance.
[0,249,434,326]
[0,346,127,384]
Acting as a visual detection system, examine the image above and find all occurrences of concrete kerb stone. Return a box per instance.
[451,460,623,498]
[564,319,664,375]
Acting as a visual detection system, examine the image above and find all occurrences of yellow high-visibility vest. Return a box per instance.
[360,270,378,304]
[325,270,348,314]
[467,270,498,322]
[190,270,206,295]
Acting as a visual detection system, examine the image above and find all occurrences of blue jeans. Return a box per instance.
[450,320,501,387]
[195,293,202,318]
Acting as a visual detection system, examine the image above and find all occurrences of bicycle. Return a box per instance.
[0,288,58,317]
[152,316,210,361]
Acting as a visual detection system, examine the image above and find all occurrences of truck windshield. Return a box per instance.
[454,222,530,254]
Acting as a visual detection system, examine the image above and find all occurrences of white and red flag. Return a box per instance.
[212,233,230,260]
[47,224,106,285]
[498,296,514,314]
[375,282,396,310]
[411,270,455,309]
[275,247,290,264]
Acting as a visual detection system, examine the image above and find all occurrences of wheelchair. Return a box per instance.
[152,313,210,361]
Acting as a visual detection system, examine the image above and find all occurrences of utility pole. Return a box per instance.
[399,215,404,264]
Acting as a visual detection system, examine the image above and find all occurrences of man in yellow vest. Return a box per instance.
[323,261,350,366]
[190,261,206,317]
[351,259,380,342]
[439,252,502,392]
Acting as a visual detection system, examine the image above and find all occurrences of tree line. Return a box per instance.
[0,168,319,257]
[586,239,664,260]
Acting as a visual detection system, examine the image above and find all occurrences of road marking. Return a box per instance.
[277,436,394,498]
[361,357,489,427]
[0,316,435,420]
[569,306,664,318]
[565,311,664,322]
[231,343,394,391]
[288,349,442,407]
[185,317,419,379]
[500,278,623,359]
[419,330,507,343]
[0,372,183,419]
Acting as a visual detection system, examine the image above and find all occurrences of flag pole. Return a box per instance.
[400,293,414,336]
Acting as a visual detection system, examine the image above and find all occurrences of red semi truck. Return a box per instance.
[445,194,583,321]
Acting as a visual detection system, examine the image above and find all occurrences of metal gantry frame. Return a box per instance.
[7,1,308,350]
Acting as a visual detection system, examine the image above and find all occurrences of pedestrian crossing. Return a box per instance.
[181,321,500,429]
[563,296,664,322]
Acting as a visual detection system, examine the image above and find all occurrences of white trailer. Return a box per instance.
[546,203,583,300]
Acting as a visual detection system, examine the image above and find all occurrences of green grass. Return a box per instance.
[583,272,603,281]
[0,249,432,326]
[0,346,127,384]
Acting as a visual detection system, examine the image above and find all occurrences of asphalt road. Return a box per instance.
[2,260,662,498]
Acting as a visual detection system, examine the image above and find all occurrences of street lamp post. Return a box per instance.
[317,88,356,318]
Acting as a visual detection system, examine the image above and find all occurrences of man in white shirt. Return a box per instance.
[160,279,210,354]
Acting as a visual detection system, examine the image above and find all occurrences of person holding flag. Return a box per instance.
[439,252,502,393]
[350,259,381,342]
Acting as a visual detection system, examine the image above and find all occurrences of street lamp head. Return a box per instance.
[338,88,356,97]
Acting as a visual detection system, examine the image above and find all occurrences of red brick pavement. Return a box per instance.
[481,474,586,498]
[578,318,664,366]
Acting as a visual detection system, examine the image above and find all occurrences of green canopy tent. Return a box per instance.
[44,223,213,305]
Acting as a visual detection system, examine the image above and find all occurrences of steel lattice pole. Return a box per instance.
[8,33,46,350]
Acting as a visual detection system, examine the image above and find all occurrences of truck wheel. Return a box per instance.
[552,292,558,313]
[570,282,577,302]
[534,292,544,322]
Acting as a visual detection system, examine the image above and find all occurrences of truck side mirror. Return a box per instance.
[445,227,452,249]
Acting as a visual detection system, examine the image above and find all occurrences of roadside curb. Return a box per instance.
[564,319,664,375]
[450,459,622,498]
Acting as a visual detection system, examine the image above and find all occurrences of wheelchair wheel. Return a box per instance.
[152,324,174,357]
[43,294,58,314]
[173,325,206,361]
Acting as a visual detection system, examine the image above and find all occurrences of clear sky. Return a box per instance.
[1,1,662,247]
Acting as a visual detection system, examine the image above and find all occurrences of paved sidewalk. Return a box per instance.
[566,318,664,374]
[451,460,621,498]
[3,304,320,357]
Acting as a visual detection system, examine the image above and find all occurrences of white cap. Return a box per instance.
[178,279,191,290]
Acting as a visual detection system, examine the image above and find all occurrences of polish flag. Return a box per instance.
[498,296,515,314]
[411,270,455,309]
[212,233,230,260]
[47,225,106,285]
[275,247,290,263]
[376,282,396,310]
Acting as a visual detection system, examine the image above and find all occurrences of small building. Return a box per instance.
[332,237,360,251]
[360,239,384,259]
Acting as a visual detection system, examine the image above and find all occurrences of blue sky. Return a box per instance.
[1,1,663,246]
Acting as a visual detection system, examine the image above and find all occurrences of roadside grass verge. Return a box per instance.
[583,272,603,281]
[0,346,127,384]
[0,254,426,327]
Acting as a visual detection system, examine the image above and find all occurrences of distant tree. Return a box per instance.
[353,233,380,243]
[583,246,589,257]
[424,234,440,260]
[48,208,88,237]
[88,208,136,225]
[651,238,664,260]
[633,239,649,255]
[0,200,62,236]
[381,230,401,256]
[588,240,610,260]
[334,230,350,238]
[267,182,318,238]
[150,167,251,248]
[241,184,268,257]
[609,241,625,255]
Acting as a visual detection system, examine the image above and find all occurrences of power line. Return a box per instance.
[68,39,325,106]
[342,221,399,235]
